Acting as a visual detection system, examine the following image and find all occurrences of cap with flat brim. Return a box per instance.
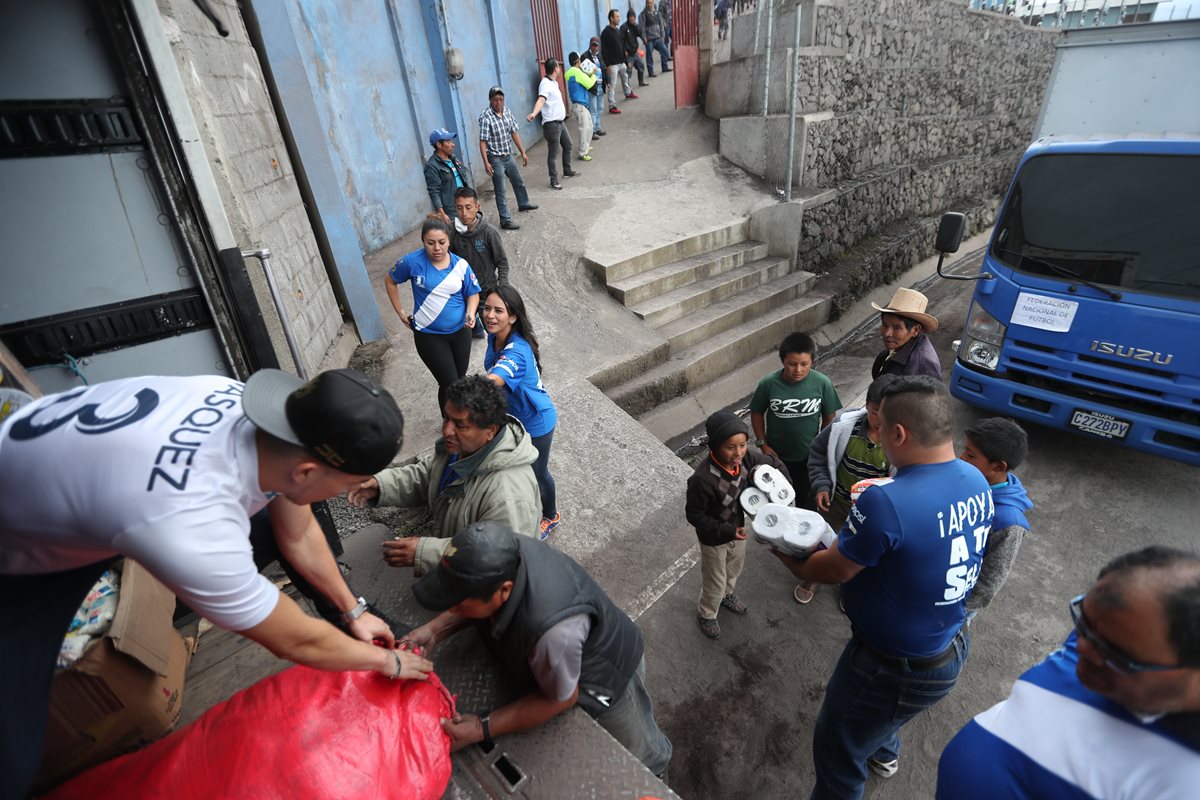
[242,367,404,475]
[242,369,305,447]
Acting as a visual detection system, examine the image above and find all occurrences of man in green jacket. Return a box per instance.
[348,375,540,576]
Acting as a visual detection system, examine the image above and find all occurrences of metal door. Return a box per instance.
[0,0,236,393]
[529,0,567,101]
[673,0,701,107]
[529,0,564,62]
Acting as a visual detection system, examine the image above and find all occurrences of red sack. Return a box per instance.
[46,666,454,800]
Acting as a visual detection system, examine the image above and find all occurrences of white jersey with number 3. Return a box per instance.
[0,375,279,631]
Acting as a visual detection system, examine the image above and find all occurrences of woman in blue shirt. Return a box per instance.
[386,218,481,411]
[481,285,561,538]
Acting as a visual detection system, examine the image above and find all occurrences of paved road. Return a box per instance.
[640,247,1198,799]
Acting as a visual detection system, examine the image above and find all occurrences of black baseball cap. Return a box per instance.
[242,368,404,475]
[488,85,505,98]
[414,521,521,611]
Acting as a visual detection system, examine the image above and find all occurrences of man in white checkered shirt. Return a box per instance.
[479,86,537,229]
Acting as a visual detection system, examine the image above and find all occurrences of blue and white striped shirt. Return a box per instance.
[389,249,480,335]
[937,633,1200,799]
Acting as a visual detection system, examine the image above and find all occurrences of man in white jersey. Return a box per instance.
[937,546,1200,799]
[0,368,433,797]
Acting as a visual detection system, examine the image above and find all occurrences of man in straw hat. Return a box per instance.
[0,368,432,796]
[870,287,943,381]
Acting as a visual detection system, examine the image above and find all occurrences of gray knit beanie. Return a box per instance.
[705,410,748,451]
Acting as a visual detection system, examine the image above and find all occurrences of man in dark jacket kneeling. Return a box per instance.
[404,521,673,778]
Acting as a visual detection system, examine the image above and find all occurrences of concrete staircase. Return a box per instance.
[587,222,832,434]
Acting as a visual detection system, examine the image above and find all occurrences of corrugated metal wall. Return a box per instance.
[529,0,564,60]
[673,0,699,45]
[672,0,701,106]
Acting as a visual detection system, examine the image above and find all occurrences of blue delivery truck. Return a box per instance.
[943,20,1200,465]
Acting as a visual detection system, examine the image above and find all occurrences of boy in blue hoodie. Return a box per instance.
[959,417,1034,617]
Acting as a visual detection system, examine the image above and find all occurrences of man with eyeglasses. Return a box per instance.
[936,546,1200,798]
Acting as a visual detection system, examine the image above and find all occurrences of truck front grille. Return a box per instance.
[1006,368,1200,427]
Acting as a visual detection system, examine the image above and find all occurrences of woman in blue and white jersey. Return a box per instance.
[481,285,562,539]
[386,218,481,411]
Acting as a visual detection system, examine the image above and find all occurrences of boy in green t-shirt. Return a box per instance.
[749,332,841,510]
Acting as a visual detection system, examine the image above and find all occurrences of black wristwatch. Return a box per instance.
[339,596,369,625]
[480,714,494,748]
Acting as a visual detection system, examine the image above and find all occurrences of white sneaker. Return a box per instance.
[868,757,898,778]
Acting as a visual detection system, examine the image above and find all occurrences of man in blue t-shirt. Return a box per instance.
[937,546,1200,800]
[771,375,993,799]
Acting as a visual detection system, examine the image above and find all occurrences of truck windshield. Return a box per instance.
[991,153,1200,301]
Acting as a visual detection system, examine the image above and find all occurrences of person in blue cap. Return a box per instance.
[425,128,472,223]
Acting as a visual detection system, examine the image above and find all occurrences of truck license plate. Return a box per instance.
[1070,409,1130,440]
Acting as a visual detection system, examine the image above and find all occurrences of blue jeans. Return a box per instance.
[811,631,969,800]
[647,37,670,72]
[530,429,557,519]
[594,657,673,778]
[487,152,530,223]
[588,90,603,132]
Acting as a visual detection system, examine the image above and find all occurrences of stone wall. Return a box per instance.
[798,0,1055,187]
[797,171,1002,320]
[786,0,1056,295]
[157,0,344,374]
[713,0,1057,310]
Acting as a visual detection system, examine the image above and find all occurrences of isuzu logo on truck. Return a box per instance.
[1089,341,1174,366]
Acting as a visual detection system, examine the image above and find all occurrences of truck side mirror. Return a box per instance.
[934,211,991,282]
[936,212,965,254]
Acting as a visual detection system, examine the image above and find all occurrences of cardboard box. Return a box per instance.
[35,559,195,791]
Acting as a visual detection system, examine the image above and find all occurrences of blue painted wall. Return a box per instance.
[267,0,547,254]
[558,0,608,60]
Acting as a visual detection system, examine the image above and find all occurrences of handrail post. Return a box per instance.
[784,1,802,201]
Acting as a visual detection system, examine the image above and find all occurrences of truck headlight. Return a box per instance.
[965,340,1000,370]
[959,302,1006,372]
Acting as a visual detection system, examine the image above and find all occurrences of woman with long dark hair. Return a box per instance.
[480,284,561,538]
[386,218,481,411]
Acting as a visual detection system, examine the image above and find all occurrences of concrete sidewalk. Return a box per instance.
[359,71,778,605]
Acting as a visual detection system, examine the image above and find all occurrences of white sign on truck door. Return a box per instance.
[1009,292,1079,332]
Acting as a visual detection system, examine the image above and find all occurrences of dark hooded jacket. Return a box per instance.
[450,210,508,288]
